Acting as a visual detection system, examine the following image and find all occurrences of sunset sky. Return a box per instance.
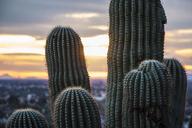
[0,0,192,79]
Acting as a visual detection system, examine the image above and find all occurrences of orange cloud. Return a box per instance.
[89,71,107,78]
[184,65,192,71]
[175,49,192,58]
[0,53,107,79]
[63,13,100,19]
[0,34,109,56]
[0,70,48,79]
[177,29,192,35]
[165,29,192,44]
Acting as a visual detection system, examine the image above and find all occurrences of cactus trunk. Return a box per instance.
[45,26,90,119]
[164,59,187,128]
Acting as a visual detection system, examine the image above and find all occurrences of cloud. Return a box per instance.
[0,34,45,54]
[82,34,108,47]
[163,0,192,30]
[1,0,191,37]
[0,34,109,56]
[184,65,192,71]
[163,28,192,66]
[0,0,109,37]
[63,13,100,19]
[0,0,191,77]
[0,54,45,72]
[0,53,107,78]
[89,25,108,31]
[165,29,192,49]
[175,49,192,58]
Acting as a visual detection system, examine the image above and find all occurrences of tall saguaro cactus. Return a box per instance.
[164,58,187,128]
[6,109,48,128]
[54,87,101,128]
[106,0,167,127]
[122,60,171,128]
[45,26,90,114]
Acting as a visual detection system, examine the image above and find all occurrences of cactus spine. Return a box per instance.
[54,87,101,128]
[45,26,90,115]
[6,109,48,128]
[122,60,171,128]
[164,58,187,128]
[106,0,167,127]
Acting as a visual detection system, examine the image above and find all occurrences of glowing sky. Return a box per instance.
[0,0,192,78]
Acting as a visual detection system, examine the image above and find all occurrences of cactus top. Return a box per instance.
[54,87,101,128]
[138,60,167,72]
[6,108,49,128]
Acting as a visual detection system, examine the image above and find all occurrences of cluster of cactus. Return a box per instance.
[54,87,101,128]
[122,60,171,128]
[106,0,167,127]
[45,27,90,117]
[45,27,101,128]
[6,0,188,127]
[6,27,101,128]
[6,109,49,128]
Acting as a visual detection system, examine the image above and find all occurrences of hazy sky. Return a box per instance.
[0,0,192,78]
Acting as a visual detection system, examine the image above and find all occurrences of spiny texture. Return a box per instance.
[106,0,166,127]
[6,109,48,128]
[54,87,101,128]
[45,26,90,114]
[122,60,171,128]
[138,60,173,104]
[164,58,187,128]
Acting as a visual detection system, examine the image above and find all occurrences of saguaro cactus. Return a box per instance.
[6,109,48,128]
[46,26,90,114]
[54,87,101,128]
[106,0,167,127]
[122,60,171,128]
[164,58,187,128]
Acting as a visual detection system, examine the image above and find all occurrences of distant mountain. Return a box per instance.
[0,74,14,80]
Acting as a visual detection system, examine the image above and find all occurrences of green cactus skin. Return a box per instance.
[122,60,171,128]
[54,87,101,128]
[6,109,48,128]
[106,0,167,127]
[164,58,187,128]
[45,26,90,116]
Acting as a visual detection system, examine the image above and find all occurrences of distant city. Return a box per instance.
[0,74,191,128]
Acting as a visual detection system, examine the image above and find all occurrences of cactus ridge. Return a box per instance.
[6,109,49,128]
[164,58,187,128]
[54,87,101,128]
[122,60,171,128]
[106,0,167,127]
